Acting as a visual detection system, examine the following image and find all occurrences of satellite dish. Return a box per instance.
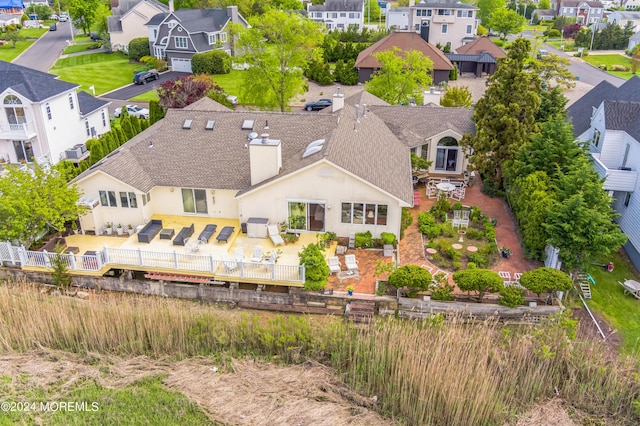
[248,132,258,140]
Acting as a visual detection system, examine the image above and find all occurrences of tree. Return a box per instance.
[0,163,85,249]
[68,0,100,35]
[364,0,381,21]
[233,9,323,112]
[536,86,568,122]
[477,0,506,26]
[520,267,572,297]
[149,100,166,124]
[51,243,72,288]
[388,265,432,297]
[539,0,550,9]
[366,47,433,105]
[532,53,576,90]
[440,86,472,108]
[3,30,24,48]
[25,4,51,20]
[191,50,232,75]
[298,243,329,290]
[460,38,541,188]
[157,75,214,108]
[452,269,504,303]
[488,8,527,39]
[128,37,150,62]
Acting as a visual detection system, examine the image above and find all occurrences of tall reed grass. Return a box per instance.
[1,281,638,424]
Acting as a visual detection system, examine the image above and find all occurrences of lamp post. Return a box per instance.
[561,29,564,51]
[589,22,596,52]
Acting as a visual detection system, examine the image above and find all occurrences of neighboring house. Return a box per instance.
[608,11,640,32]
[0,12,19,27]
[307,0,365,31]
[554,0,604,24]
[0,0,22,15]
[567,76,640,270]
[71,90,473,242]
[107,0,169,52]
[146,5,249,73]
[446,36,506,77]
[355,31,454,84]
[534,9,556,21]
[0,61,111,166]
[22,0,48,8]
[629,30,640,50]
[385,0,479,51]
[623,0,640,10]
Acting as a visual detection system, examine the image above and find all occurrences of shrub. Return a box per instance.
[547,29,561,38]
[470,206,483,222]
[483,220,496,240]
[418,211,436,227]
[400,207,412,239]
[599,64,607,70]
[128,37,150,62]
[449,65,458,81]
[453,269,503,302]
[298,243,329,291]
[520,267,572,297]
[355,231,373,248]
[499,286,525,308]
[611,64,629,72]
[468,252,490,268]
[466,229,484,240]
[305,59,334,85]
[466,262,477,269]
[422,225,442,239]
[380,232,397,247]
[191,50,232,75]
[451,202,462,211]
[388,265,432,297]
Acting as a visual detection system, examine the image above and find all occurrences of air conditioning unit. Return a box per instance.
[65,146,83,159]
[74,143,87,153]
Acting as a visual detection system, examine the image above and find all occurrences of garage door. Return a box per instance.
[172,58,192,73]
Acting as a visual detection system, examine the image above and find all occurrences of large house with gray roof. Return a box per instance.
[567,76,640,270]
[71,91,473,240]
[108,0,169,53]
[0,61,110,167]
[146,5,249,73]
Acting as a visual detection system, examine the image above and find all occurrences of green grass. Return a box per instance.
[546,40,576,51]
[19,27,48,38]
[131,89,160,102]
[209,70,245,101]
[582,54,637,79]
[0,40,34,62]
[585,251,640,354]
[50,52,140,95]
[524,24,549,33]
[74,34,91,42]
[63,42,97,55]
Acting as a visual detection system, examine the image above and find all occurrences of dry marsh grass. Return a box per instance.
[0,281,639,425]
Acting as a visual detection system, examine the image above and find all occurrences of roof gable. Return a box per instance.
[455,36,506,58]
[0,60,79,102]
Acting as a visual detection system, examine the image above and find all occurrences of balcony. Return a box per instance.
[432,14,455,23]
[0,121,37,140]
[591,154,638,192]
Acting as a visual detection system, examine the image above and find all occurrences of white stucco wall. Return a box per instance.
[111,2,165,51]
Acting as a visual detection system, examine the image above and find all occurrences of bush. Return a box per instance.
[466,229,484,240]
[547,29,561,38]
[128,37,150,62]
[422,225,442,239]
[305,59,334,85]
[468,252,490,268]
[388,265,432,297]
[191,50,232,75]
[611,64,629,72]
[400,207,412,239]
[453,269,503,303]
[380,232,397,247]
[355,231,373,248]
[499,286,525,308]
[520,267,572,297]
[298,243,329,291]
[449,65,458,81]
[483,220,496,240]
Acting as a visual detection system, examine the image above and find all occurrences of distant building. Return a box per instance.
[553,0,604,24]
[307,0,365,32]
[445,36,506,77]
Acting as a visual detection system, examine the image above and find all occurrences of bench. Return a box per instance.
[216,226,235,243]
[198,224,217,243]
[138,220,162,243]
[173,223,195,246]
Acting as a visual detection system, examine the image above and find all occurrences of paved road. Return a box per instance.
[13,21,74,72]
[103,71,190,100]
[543,44,626,88]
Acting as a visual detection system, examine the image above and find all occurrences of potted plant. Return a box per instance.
[116,223,124,236]
[127,224,135,236]
[346,285,354,296]
[105,222,113,236]
[501,247,511,258]
[71,221,79,235]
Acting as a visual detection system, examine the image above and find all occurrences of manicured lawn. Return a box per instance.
[585,251,640,354]
[524,24,549,33]
[210,70,245,101]
[582,54,637,80]
[0,40,34,62]
[50,52,140,95]
[19,27,48,38]
[63,42,97,55]
[131,89,160,102]
[74,34,92,42]
[545,40,576,51]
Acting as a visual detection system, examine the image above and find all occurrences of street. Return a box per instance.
[542,44,626,87]
[13,20,74,73]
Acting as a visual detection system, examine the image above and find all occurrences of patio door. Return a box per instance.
[13,140,33,162]
[288,201,325,232]
[435,136,459,172]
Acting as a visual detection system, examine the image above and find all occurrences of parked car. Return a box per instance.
[226,95,238,105]
[89,32,101,41]
[133,71,160,85]
[59,15,68,22]
[304,98,332,111]
[114,105,150,119]
[49,23,57,31]
[537,49,549,59]
[51,14,59,20]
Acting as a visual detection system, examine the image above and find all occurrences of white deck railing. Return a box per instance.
[0,242,305,284]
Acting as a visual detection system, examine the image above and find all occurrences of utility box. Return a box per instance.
[246,217,269,238]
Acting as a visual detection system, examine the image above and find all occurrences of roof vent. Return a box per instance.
[260,133,269,144]
[183,119,192,129]
[242,119,255,130]
[264,120,269,129]
[247,131,259,140]
[205,119,215,130]
[302,139,325,158]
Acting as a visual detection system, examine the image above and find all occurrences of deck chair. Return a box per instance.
[234,247,245,262]
[250,246,263,263]
[426,181,438,199]
[262,252,277,271]
[345,254,358,271]
[268,225,284,246]
[498,271,511,285]
[328,256,341,274]
[220,253,238,273]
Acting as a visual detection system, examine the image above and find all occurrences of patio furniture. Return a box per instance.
[498,271,511,285]
[159,228,175,240]
[345,254,358,271]
[137,219,162,243]
[336,245,347,255]
[268,225,284,246]
[216,226,235,243]
[185,238,202,253]
[383,244,394,257]
[338,269,359,283]
[173,224,194,246]
[198,224,217,243]
[620,280,640,299]
[250,246,263,263]
[436,182,456,198]
[421,264,435,274]
[412,175,419,186]
[513,272,522,284]
[234,247,245,262]
[262,252,277,271]
[220,253,238,272]
[451,184,466,201]
[328,256,341,274]
[426,181,438,199]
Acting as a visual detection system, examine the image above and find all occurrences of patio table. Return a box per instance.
[436,182,456,197]
[338,269,359,284]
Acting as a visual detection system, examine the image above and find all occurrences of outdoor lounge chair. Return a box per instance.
[234,247,245,262]
[328,256,341,274]
[268,225,284,246]
[262,252,277,271]
[173,224,194,246]
[220,253,238,272]
[345,254,358,271]
[216,226,235,243]
[250,246,263,263]
[137,219,162,243]
[198,224,217,243]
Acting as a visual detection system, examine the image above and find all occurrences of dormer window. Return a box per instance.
[219,32,227,43]
[168,20,177,29]
[208,33,217,44]
[175,36,188,48]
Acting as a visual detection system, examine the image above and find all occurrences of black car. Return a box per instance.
[305,98,332,111]
[49,23,57,31]
[89,32,101,41]
[133,71,160,85]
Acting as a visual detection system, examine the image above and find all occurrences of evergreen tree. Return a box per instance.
[140,119,150,131]
[89,141,103,165]
[121,116,135,140]
[115,127,127,146]
[536,87,568,122]
[149,100,165,124]
[130,115,142,134]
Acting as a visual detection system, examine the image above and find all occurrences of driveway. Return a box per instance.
[13,21,74,72]
[103,71,190,100]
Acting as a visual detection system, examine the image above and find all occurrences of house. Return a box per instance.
[71,90,472,244]
[307,0,365,32]
[567,76,640,270]
[534,9,556,21]
[0,12,19,27]
[107,0,169,52]
[146,4,249,73]
[623,0,640,10]
[355,31,454,84]
[445,36,506,77]
[608,11,640,33]
[385,0,479,51]
[0,0,22,15]
[629,31,640,50]
[553,0,604,24]
[22,0,48,8]
[0,61,111,165]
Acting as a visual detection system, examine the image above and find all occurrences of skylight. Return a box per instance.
[241,119,255,130]
[302,139,325,159]
[183,119,192,129]
[205,119,215,130]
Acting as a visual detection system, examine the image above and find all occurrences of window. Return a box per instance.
[435,137,459,171]
[331,12,337,18]
[142,192,151,206]
[101,110,106,127]
[4,94,26,125]
[153,29,158,39]
[99,190,117,207]
[68,93,74,109]
[46,103,52,120]
[349,12,359,18]
[208,33,216,44]
[442,24,448,33]
[417,9,428,16]
[592,129,601,148]
[337,23,344,28]
[437,9,451,15]
[13,140,33,163]
[219,32,227,42]
[340,12,346,17]
[119,192,137,208]
[85,119,90,136]
[168,20,177,29]
[624,192,632,207]
[466,24,472,34]
[341,202,388,226]
[314,12,322,18]
[181,188,207,214]
[175,36,188,48]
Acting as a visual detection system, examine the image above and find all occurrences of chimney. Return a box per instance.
[332,87,344,112]
[249,134,282,185]
[169,0,174,12]
[227,5,239,23]
[423,87,442,105]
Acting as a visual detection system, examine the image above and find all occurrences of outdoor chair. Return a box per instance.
[440,178,451,183]
[234,247,245,262]
[216,226,235,243]
[268,225,284,246]
[173,223,195,246]
[498,271,511,285]
[426,181,438,199]
[345,254,358,271]
[328,256,341,274]
[198,224,217,243]
[250,246,263,263]
[262,252,277,271]
[220,253,238,273]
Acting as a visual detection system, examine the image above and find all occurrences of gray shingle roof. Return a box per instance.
[446,52,496,63]
[631,31,640,41]
[308,0,364,12]
[611,11,640,19]
[170,9,231,33]
[603,100,640,141]
[567,76,640,136]
[146,12,167,26]
[77,91,110,116]
[0,60,79,102]
[109,0,168,32]
[561,0,603,7]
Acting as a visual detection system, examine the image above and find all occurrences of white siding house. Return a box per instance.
[307,0,365,31]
